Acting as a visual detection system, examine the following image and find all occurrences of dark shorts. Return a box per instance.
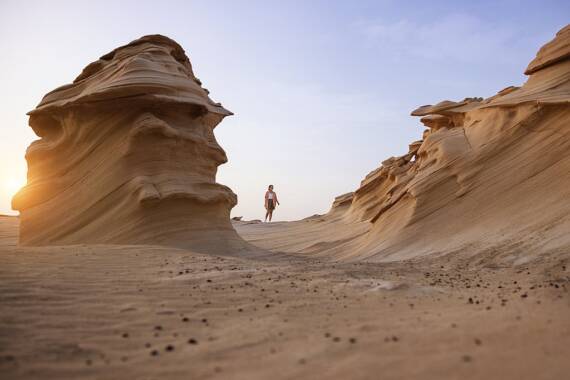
[267,199,275,210]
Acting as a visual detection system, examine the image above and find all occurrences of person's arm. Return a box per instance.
[264,192,268,209]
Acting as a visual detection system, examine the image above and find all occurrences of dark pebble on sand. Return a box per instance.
[474,338,482,346]
[333,337,341,342]
[165,345,175,352]
[182,317,189,322]
[349,338,357,344]
[150,350,159,356]
[122,333,129,338]
[468,298,474,304]
[462,355,472,362]
[154,325,163,331]
[202,318,208,323]
[188,338,198,345]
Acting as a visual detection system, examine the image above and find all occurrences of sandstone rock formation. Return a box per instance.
[12,35,250,253]
[237,25,570,264]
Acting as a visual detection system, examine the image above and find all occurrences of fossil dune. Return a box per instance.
[1,26,569,380]
[12,35,250,254]
[237,25,570,266]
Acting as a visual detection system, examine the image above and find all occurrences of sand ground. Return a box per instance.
[0,215,569,380]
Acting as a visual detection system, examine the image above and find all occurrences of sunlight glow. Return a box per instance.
[4,177,25,198]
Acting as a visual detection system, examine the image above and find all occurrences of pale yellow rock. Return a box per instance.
[12,35,250,254]
[525,24,570,74]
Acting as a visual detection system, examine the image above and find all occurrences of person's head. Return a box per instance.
[268,185,274,191]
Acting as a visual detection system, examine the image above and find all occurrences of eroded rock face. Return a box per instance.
[525,24,570,75]
[12,35,248,253]
[345,25,570,260]
[274,25,570,262]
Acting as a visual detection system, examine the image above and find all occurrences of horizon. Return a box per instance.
[1,0,568,220]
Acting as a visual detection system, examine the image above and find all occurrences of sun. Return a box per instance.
[4,178,26,197]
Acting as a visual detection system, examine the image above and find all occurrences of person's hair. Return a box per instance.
[268,184,273,190]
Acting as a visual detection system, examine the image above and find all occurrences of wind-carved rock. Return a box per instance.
[284,25,570,262]
[12,35,249,253]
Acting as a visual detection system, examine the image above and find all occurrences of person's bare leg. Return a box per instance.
[265,210,269,222]
[269,210,273,222]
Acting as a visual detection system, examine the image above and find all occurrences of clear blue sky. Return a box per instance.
[0,0,568,220]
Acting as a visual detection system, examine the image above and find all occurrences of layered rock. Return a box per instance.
[348,25,570,261]
[237,25,570,264]
[12,35,249,253]
[525,24,570,75]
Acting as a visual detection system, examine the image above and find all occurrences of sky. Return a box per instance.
[0,0,568,220]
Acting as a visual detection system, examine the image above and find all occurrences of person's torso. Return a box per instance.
[267,191,274,200]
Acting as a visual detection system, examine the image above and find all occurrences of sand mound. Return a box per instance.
[12,35,250,253]
[237,25,570,264]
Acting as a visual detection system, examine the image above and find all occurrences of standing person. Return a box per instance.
[264,185,280,222]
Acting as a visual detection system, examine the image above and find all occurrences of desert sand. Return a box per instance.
[1,26,570,380]
[1,215,569,380]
